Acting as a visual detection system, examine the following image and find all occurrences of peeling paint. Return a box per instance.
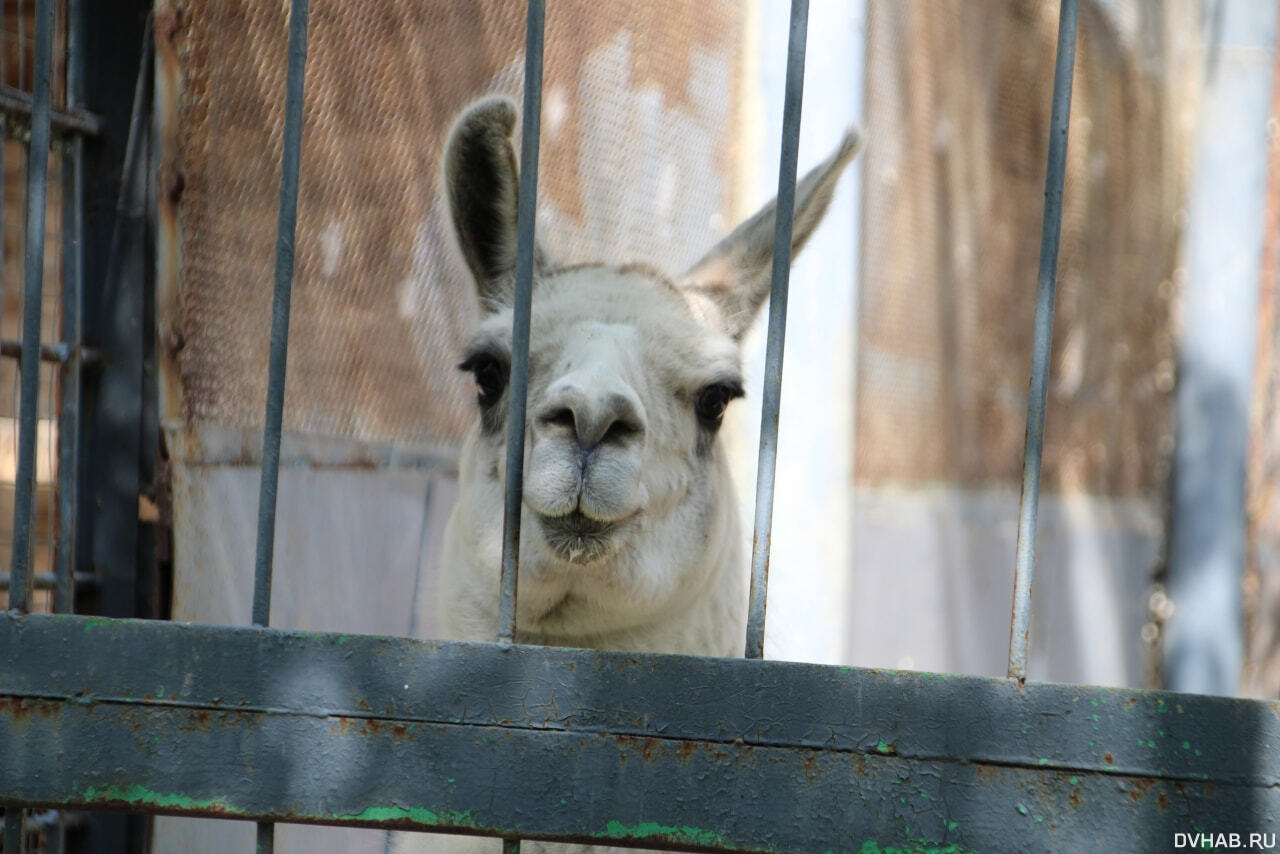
[856,840,973,854]
[336,805,478,827]
[601,819,727,847]
[82,784,239,813]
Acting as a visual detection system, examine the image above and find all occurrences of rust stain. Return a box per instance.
[1103,752,1115,765]
[357,698,372,712]
[1068,790,1083,808]
[0,697,62,723]
[1157,792,1169,811]
[1124,697,1138,708]
[1127,779,1156,802]
[614,734,662,762]
[675,740,698,762]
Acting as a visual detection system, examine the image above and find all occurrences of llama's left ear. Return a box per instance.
[681,127,864,339]
[444,96,550,312]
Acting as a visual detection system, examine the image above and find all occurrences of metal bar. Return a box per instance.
[744,0,809,660]
[0,87,102,137]
[0,572,98,591]
[250,0,310,630]
[5,615,1280,850]
[497,0,546,647]
[7,0,54,614]
[252,3,309,849]
[1007,0,1079,683]
[51,140,81,615]
[4,810,21,854]
[0,337,100,364]
[53,0,85,610]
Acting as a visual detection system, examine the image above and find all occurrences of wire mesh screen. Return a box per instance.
[856,0,1197,496]
[167,0,742,458]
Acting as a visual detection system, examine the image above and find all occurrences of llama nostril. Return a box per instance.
[601,419,642,445]
[540,408,577,431]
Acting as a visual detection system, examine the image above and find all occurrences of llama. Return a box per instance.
[418,96,860,853]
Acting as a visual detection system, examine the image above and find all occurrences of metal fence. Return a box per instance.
[4,0,1280,852]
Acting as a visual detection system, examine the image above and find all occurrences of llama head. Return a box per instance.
[441,96,861,648]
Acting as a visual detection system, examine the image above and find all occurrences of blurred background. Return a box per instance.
[1,1,1277,850]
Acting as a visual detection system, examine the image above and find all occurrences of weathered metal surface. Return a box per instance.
[2,613,1277,852]
[1008,0,1079,683]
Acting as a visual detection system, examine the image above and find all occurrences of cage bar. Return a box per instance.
[251,1,310,850]
[0,89,101,137]
[250,0,310,630]
[53,0,86,616]
[1007,0,1080,682]
[7,0,55,614]
[496,0,546,648]
[744,0,810,660]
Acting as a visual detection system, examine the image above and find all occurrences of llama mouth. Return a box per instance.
[536,511,621,564]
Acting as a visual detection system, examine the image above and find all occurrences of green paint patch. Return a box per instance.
[601,820,726,847]
[82,784,240,814]
[1037,758,1049,766]
[1181,741,1191,750]
[1090,714,1099,722]
[946,820,959,832]
[335,805,478,827]
[81,617,116,632]
[876,740,894,755]
[1068,776,1079,785]
[857,841,972,854]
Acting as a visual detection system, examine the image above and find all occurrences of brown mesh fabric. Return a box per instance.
[166,1,741,455]
[857,0,1198,497]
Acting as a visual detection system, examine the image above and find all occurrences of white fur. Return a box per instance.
[402,96,861,854]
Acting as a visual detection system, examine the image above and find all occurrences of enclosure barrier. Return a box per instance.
[5,0,1280,851]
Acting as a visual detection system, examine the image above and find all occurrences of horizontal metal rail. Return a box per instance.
[0,338,101,366]
[3,614,1277,852]
[0,86,102,137]
[0,572,98,592]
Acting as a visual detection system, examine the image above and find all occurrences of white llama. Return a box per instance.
[416,96,860,853]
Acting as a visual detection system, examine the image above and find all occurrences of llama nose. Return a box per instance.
[537,383,646,451]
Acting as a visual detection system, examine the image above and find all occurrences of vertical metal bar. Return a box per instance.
[1006,0,1079,683]
[7,0,54,613]
[496,0,546,648]
[3,809,21,853]
[743,0,810,660]
[253,2,308,850]
[53,0,85,615]
[251,0,310,630]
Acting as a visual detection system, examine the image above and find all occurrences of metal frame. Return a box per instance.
[4,0,1276,851]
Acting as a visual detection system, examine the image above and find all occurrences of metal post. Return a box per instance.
[1006,0,1079,682]
[251,0,309,850]
[4,809,21,853]
[496,0,546,648]
[53,0,85,615]
[744,0,810,660]
[8,0,54,613]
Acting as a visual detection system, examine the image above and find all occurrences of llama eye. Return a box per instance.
[458,352,509,407]
[695,381,744,430]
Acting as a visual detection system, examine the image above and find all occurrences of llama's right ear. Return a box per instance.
[444,96,548,311]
